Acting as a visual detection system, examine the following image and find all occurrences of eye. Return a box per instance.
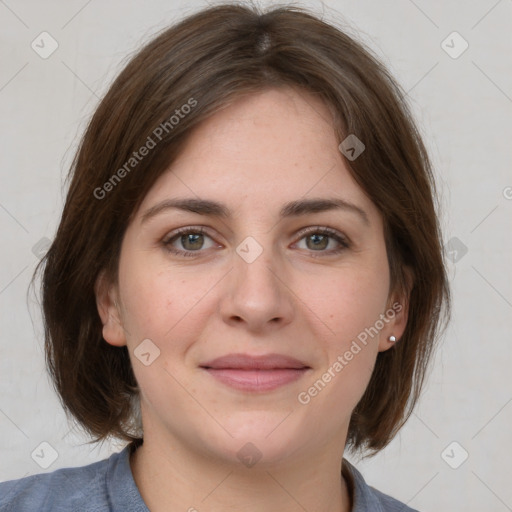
[161,225,350,258]
[293,226,350,255]
[162,227,219,257]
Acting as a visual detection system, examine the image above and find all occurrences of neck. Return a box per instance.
[129,433,353,512]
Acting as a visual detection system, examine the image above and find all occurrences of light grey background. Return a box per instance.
[1,1,511,510]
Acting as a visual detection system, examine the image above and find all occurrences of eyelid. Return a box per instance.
[293,225,349,245]
[162,225,212,242]
[162,225,219,247]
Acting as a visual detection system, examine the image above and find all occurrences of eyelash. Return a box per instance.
[162,225,350,258]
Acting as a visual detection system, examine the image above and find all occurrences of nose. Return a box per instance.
[218,241,295,333]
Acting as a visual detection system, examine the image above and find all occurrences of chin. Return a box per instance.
[207,412,307,467]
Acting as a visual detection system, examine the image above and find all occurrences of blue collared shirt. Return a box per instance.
[0,443,419,511]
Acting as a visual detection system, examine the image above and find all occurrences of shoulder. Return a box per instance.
[368,486,421,512]
[0,446,140,512]
[0,456,108,512]
[342,458,421,512]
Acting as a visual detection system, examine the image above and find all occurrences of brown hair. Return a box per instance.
[31,2,450,458]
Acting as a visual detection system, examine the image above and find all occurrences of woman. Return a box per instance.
[0,3,450,511]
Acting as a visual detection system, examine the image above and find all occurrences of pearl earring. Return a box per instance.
[389,335,396,343]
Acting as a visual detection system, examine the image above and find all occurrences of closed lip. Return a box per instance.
[199,353,310,370]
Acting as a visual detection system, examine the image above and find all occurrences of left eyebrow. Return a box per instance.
[140,197,370,226]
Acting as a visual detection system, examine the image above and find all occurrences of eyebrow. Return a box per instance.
[140,197,370,226]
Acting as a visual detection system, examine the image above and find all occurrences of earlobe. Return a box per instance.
[94,270,127,347]
[378,268,414,352]
[378,298,409,352]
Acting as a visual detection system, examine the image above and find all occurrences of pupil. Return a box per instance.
[183,233,202,250]
[308,234,327,250]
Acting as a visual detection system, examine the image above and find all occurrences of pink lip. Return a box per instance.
[203,368,309,392]
[200,353,309,370]
[200,353,311,392]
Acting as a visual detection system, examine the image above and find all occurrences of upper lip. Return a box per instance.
[200,353,310,370]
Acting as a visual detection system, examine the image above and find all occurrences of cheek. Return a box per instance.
[301,260,390,341]
[317,262,389,409]
[117,247,197,337]
[313,346,377,426]
[117,254,221,385]
[296,272,384,423]
[117,264,208,410]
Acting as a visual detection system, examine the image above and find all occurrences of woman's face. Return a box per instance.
[97,86,407,466]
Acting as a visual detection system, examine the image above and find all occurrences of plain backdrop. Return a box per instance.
[1,0,511,510]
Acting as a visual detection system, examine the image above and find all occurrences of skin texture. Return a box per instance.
[95,86,409,512]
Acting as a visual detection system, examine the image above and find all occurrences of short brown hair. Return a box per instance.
[31,2,450,458]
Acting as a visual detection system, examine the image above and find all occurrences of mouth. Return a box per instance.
[199,353,311,392]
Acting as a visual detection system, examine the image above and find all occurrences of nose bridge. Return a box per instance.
[234,233,282,299]
[219,230,294,329]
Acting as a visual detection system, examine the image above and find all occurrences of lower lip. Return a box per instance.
[202,368,309,392]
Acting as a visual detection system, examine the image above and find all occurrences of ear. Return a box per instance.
[378,266,413,353]
[94,269,127,347]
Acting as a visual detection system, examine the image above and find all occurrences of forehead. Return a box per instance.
[135,87,380,223]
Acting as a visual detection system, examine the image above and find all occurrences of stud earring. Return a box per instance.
[389,335,396,343]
